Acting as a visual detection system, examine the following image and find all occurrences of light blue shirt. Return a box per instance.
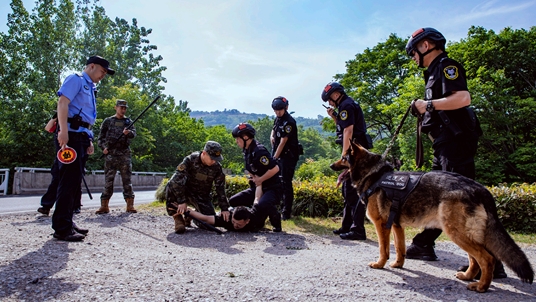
[57,71,97,138]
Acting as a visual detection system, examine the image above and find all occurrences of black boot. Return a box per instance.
[406,243,438,261]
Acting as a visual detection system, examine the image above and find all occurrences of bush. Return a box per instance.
[295,158,338,180]
[489,183,536,233]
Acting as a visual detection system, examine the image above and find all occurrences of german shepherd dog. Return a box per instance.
[330,140,534,293]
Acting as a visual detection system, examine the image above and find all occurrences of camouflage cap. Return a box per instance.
[115,99,128,107]
[204,141,223,162]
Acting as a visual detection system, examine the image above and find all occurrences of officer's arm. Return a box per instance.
[416,91,471,114]
[270,129,275,146]
[187,210,216,225]
[127,124,136,138]
[97,119,108,150]
[255,165,279,186]
[56,95,70,148]
[273,137,288,159]
[214,171,229,211]
[342,125,354,156]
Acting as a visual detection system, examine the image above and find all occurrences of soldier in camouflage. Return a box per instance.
[166,141,230,234]
[96,99,137,214]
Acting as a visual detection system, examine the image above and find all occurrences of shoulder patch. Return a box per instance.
[340,110,348,121]
[260,156,269,166]
[284,125,292,133]
[177,164,186,171]
[443,65,458,80]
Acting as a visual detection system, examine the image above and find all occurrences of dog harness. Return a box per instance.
[361,172,424,229]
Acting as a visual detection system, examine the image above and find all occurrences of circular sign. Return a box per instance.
[57,146,77,164]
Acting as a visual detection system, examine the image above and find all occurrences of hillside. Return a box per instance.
[190,109,326,133]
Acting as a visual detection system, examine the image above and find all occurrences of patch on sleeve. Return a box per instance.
[284,125,292,133]
[443,66,458,80]
[260,156,269,165]
[339,110,348,121]
[177,164,186,171]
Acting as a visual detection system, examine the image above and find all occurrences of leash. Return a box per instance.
[381,104,411,160]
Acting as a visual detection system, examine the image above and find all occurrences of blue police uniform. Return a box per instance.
[229,140,282,231]
[336,96,368,237]
[52,71,96,237]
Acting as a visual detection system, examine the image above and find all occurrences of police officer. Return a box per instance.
[270,96,301,220]
[322,81,369,240]
[165,141,230,234]
[405,27,506,278]
[53,55,115,241]
[96,99,137,214]
[230,123,282,232]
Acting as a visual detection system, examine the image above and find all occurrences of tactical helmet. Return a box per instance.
[232,123,256,138]
[405,27,446,57]
[321,81,345,102]
[272,96,289,110]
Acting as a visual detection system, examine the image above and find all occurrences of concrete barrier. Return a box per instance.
[12,167,167,195]
[0,169,9,195]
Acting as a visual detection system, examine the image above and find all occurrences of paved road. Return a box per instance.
[0,190,157,215]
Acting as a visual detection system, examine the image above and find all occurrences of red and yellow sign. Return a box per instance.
[57,147,77,164]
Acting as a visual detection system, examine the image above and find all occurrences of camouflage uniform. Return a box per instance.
[98,108,136,200]
[165,145,228,216]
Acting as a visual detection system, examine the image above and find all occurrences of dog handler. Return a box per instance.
[322,82,371,240]
[405,27,506,278]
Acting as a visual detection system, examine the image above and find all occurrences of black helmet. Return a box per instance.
[232,123,256,138]
[272,96,289,110]
[321,81,345,102]
[405,27,446,56]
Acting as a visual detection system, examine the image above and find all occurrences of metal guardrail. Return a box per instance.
[0,168,9,196]
[14,167,167,176]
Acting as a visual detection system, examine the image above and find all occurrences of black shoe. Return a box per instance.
[53,232,85,242]
[406,243,438,261]
[73,207,81,214]
[333,228,349,235]
[457,262,508,279]
[73,223,89,235]
[37,207,50,215]
[340,231,366,240]
[272,227,282,232]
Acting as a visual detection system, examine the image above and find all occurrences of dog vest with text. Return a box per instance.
[362,172,424,229]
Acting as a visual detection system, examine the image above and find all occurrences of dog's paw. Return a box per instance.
[389,261,404,268]
[456,271,473,281]
[466,281,488,293]
[368,262,384,269]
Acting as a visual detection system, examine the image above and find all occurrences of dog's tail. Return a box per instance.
[484,193,534,283]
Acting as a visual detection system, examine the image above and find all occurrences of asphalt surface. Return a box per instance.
[0,190,157,215]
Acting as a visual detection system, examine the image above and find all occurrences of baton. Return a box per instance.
[184,211,224,235]
[81,174,93,200]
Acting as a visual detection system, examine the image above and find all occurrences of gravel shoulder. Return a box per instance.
[1,208,535,301]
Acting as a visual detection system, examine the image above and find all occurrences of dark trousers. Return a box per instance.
[229,186,282,229]
[279,155,298,217]
[413,140,476,247]
[41,136,81,209]
[52,132,89,236]
[341,177,366,235]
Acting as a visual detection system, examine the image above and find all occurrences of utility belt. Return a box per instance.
[68,117,92,130]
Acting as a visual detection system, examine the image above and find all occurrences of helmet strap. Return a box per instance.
[416,43,438,68]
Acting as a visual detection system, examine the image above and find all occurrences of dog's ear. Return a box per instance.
[350,139,364,154]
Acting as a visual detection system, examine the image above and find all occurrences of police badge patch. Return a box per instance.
[284,125,292,133]
[177,164,186,171]
[260,156,269,165]
[443,66,458,80]
[340,110,348,120]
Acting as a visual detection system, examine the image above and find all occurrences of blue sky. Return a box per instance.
[1,0,535,118]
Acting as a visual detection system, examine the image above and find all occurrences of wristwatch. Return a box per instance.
[426,100,435,112]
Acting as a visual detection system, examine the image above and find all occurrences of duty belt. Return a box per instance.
[67,117,93,130]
